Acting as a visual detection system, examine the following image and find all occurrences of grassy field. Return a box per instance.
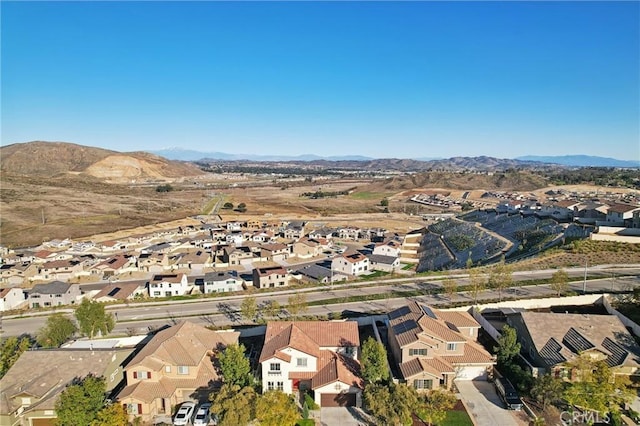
[440,410,474,426]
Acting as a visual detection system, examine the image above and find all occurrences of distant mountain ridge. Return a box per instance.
[516,155,639,168]
[152,148,637,168]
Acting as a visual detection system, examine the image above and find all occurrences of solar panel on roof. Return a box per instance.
[392,319,418,335]
[562,328,595,354]
[421,305,438,319]
[539,338,567,366]
[602,337,629,367]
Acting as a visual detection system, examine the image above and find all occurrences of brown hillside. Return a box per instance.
[0,141,203,181]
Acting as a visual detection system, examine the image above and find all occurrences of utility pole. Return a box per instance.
[41,207,45,224]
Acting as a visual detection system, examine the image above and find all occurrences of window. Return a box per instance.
[345,346,355,356]
[267,382,274,391]
[134,371,151,380]
[447,343,457,351]
[277,382,284,391]
[165,366,171,373]
[270,363,280,371]
[296,358,307,367]
[21,397,31,405]
[178,366,189,375]
[409,348,427,356]
[414,379,433,390]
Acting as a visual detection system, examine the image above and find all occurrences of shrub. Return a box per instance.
[304,392,319,410]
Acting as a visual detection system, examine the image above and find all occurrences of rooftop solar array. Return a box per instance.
[562,327,595,354]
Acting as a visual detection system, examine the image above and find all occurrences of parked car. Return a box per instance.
[494,377,523,410]
[193,403,211,426]
[173,401,196,426]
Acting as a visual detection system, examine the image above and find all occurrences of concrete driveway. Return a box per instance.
[320,407,370,426]
[456,380,523,426]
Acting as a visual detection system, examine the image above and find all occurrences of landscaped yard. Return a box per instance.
[440,410,474,426]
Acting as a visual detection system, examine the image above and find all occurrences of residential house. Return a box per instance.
[260,243,290,262]
[253,266,290,289]
[167,250,212,274]
[367,254,400,272]
[27,281,82,308]
[506,311,640,380]
[293,264,339,284]
[337,227,361,240]
[291,238,323,259]
[137,252,167,274]
[0,287,25,311]
[308,228,335,240]
[282,221,306,239]
[604,203,640,226]
[332,252,370,276]
[94,281,147,303]
[372,239,402,257]
[0,348,132,426]
[148,273,190,298]
[258,321,363,407]
[117,321,240,423]
[34,258,84,281]
[201,271,244,294]
[573,202,609,225]
[222,246,254,266]
[388,301,494,391]
[93,254,137,278]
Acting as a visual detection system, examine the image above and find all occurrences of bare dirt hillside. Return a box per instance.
[0,141,203,181]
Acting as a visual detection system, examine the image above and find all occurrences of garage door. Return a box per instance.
[31,418,56,426]
[456,366,488,381]
[320,392,357,407]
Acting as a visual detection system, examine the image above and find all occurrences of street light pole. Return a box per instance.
[583,259,588,294]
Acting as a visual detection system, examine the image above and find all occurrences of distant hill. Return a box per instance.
[0,141,203,182]
[151,148,373,162]
[516,155,639,168]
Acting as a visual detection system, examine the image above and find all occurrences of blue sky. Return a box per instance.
[2,1,638,160]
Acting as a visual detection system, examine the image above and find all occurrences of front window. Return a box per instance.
[409,348,427,356]
[178,366,189,375]
[447,343,457,351]
[270,363,280,371]
[267,381,274,391]
[277,381,284,391]
[414,379,433,389]
[296,358,307,367]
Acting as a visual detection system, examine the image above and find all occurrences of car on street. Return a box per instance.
[193,403,212,426]
[173,401,196,425]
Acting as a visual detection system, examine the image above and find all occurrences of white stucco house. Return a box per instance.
[331,252,370,276]
[148,273,190,298]
[202,271,244,294]
[258,321,363,407]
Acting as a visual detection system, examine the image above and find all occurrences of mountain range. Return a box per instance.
[151,148,639,168]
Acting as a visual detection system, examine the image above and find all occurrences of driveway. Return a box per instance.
[320,407,370,426]
[456,380,524,426]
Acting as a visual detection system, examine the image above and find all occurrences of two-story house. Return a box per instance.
[259,243,291,262]
[331,252,370,276]
[372,239,402,257]
[258,321,363,407]
[201,271,244,293]
[252,266,290,289]
[27,281,82,308]
[148,273,190,298]
[117,321,240,423]
[291,238,323,259]
[388,301,494,391]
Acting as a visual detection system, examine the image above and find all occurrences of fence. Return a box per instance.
[601,295,640,337]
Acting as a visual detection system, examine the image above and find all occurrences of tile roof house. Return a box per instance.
[116,321,240,423]
[506,311,640,380]
[388,301,494,391]
[148,273,190,298]
[201,270,244,294]
[258,321,363,407]
[93,281,147,303]
[27,281,82,308]
[372,239,402,257]
[93,254,138,277]
[331,252,370,276]
[0,348,133,426]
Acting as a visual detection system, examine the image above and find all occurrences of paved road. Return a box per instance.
[1,266,639,337]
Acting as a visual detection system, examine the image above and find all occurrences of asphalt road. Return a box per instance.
[1,265,639,337]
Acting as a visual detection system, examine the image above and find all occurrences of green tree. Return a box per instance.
[222,202,234,209]
[240,296,257,323]
[287,293,308,319]
[255,391,299,426]
[531,374,564,409]
[442,275,458,301]
[55,375,106,426]
[364,382,420,426]
[550,269,569,297]
[236,202,247,213]
[360,337,390,384]
[467,267,485,304]
[155,184,173,193]
[380,198,389,207]
[75,299,115,339]
[417,389,457,426]
[218,343,253,387]
[488,257,513,302]
[210,384,257,426]
[494,325,521,367]
[37,313,77,348]
[262,300,281,319]
[0,335,32,378]
[90,403,129,426]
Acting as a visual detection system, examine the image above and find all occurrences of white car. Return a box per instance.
[193,403,212,426]
[173,401,196,426]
